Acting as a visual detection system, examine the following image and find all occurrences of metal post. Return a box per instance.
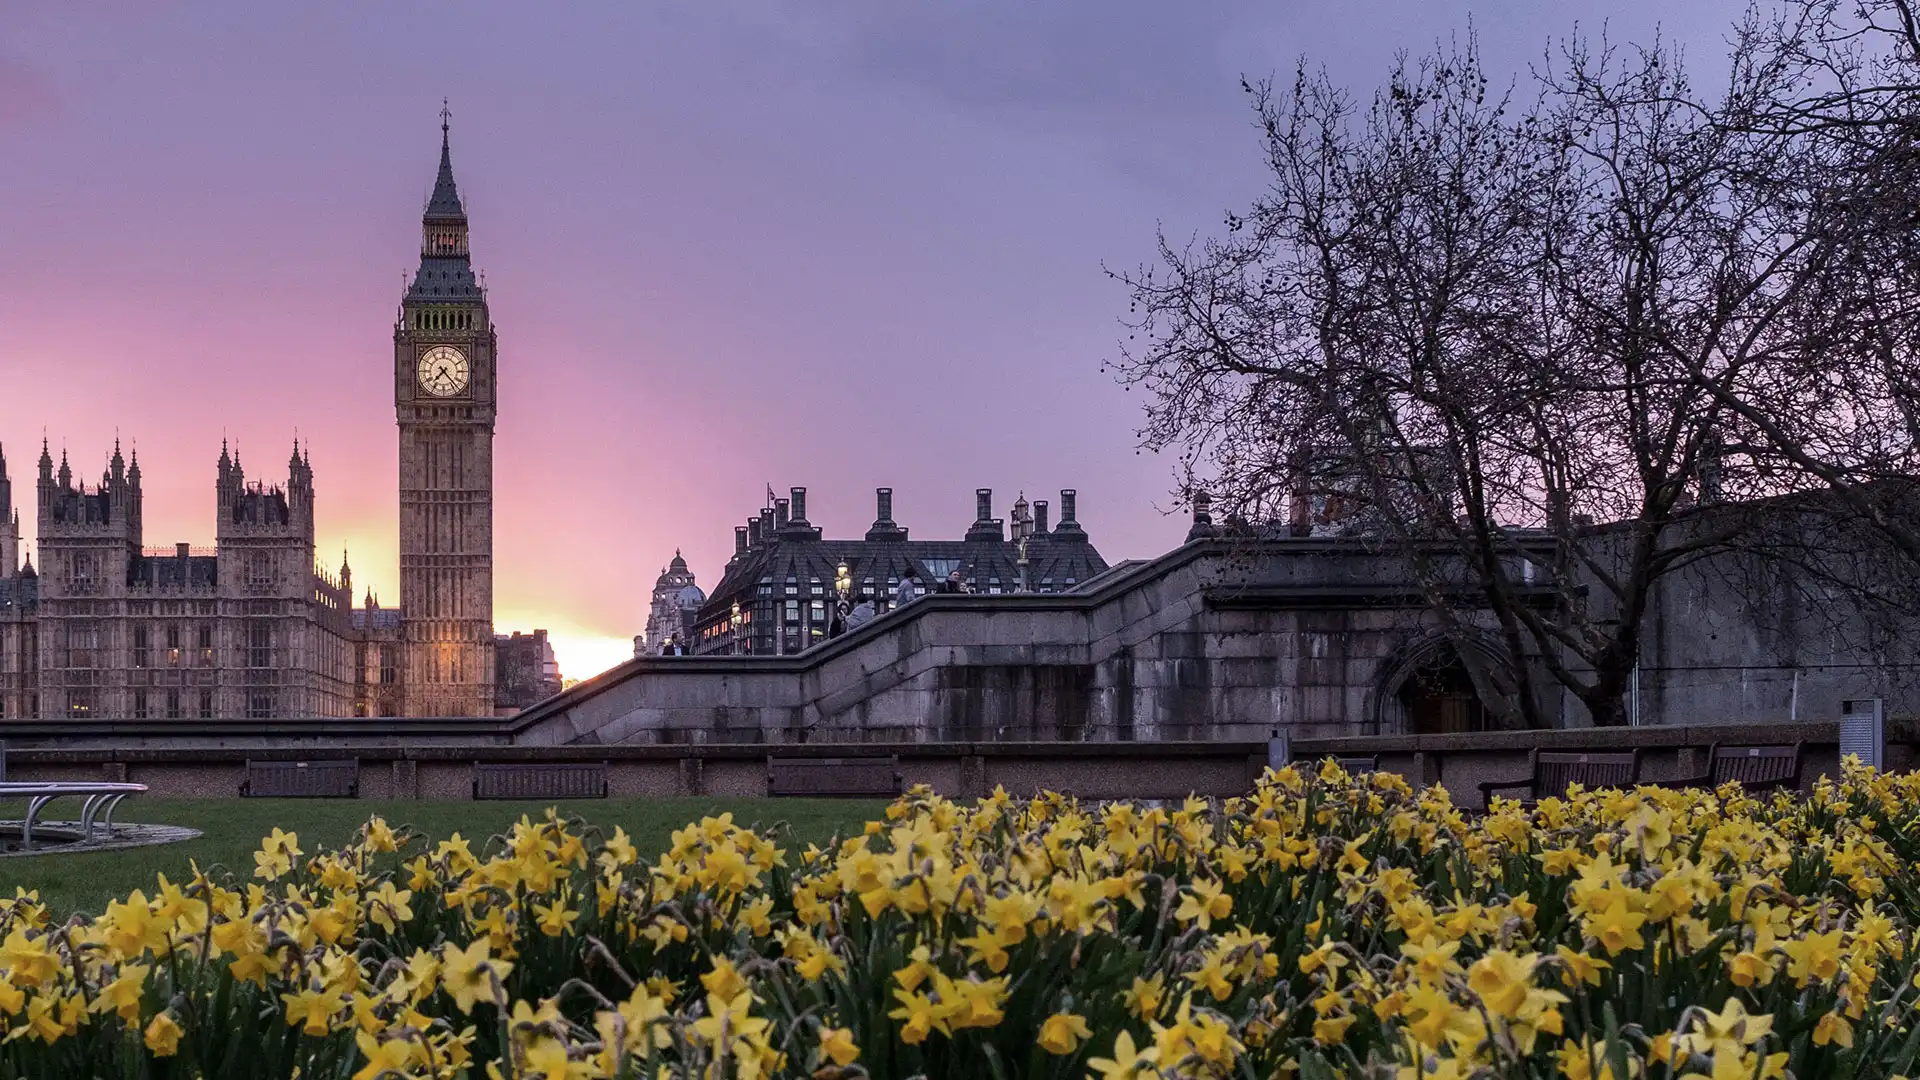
[1267,729,1291,771]
[1840,697,1885,771]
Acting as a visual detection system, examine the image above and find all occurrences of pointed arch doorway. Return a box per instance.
[1372,634,1522,735]
[1395,649,1487,734]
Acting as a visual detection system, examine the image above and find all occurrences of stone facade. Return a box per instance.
[509,539,1538,745]
[5,722,1880,804]
[0,439,357,721]
[693,486,1108,655]
[394,113,497,718]
[640,553,702,654]
[0,115,507,720]
[495,629,561,711]
[508,517,1918,746]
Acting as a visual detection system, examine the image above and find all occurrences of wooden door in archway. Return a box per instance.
[1395,650,1488,735]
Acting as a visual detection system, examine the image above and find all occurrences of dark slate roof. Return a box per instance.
[407,258,482,301]
[129,555,217,589]
[694,532,1107,627]
[425,129,465,221]
[352,608,403,631]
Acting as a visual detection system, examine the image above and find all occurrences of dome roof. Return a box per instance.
[676,584,707,608]
[655,549,695,589]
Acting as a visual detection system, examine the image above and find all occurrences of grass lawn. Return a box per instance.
[0,797,889,917]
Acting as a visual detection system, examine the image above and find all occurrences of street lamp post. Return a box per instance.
[833,562,853,640]
[729,600,743,656]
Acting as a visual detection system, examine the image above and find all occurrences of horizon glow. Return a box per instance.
[0,1,1742,681]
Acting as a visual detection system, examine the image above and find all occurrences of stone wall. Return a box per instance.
[6,534,1911,749]
[2,721,1899,809]
[506,542,1541,746]
[499,535,1919,747]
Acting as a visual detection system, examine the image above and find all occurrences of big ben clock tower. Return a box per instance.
[395,105,495,717]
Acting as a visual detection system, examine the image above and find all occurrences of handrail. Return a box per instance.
[0,781,147,846]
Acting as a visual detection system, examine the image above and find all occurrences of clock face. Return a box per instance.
[417,344,471,397]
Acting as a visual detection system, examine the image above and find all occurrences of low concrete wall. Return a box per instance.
[1,721,1901,808]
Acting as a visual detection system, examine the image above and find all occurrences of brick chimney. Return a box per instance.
[965,487,1004,542]
[1052,488,1086,540]
[866,486,907,541]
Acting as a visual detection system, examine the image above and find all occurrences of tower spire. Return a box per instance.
[425,100,465,222]
[410,100,477,295]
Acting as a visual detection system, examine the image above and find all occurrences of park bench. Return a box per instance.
[1330,754,1380,775]
[766,754,902,798]
[473,762,608,800]
[0,781,147,846]
[1653,741,1804,794]
[241,759,359,798]
[1480,749,1641,807]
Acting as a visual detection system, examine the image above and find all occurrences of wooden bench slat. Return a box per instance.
[1481,749,1641,805]
[473,763,609,800]
[1664,741,1805,792]
[767,755,901,798]
[241,759,359,798]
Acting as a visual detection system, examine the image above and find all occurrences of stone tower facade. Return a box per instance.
[0,443,18,581]
[16,438,355,720]
[394,109,497,717]
[640,551,703,653]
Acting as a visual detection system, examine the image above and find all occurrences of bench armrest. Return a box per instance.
[1478,778,1535,799]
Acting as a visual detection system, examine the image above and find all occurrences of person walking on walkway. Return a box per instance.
[848,596,876,630]
[895,570,921,609]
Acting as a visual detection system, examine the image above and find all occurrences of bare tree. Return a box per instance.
[1114,12,1920,727]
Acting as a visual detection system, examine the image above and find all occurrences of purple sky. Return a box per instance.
[0,1,1741,676]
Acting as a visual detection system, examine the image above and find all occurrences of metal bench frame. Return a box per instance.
[1654,741,1804,793]
[472,762,609,800]
[766,755,902,798]
[1480,749,1642,806]
[241,759,360,798]
[0,782,147,846]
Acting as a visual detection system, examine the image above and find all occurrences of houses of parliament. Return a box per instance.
[0,114,500,720]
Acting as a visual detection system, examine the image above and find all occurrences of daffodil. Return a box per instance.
[1038,1011,1094,1054]
[439,938,511,1014]
[143,1011,184,1056]
[818,1025,860,1066]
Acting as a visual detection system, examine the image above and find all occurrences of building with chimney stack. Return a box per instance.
[691,486,1107,655]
